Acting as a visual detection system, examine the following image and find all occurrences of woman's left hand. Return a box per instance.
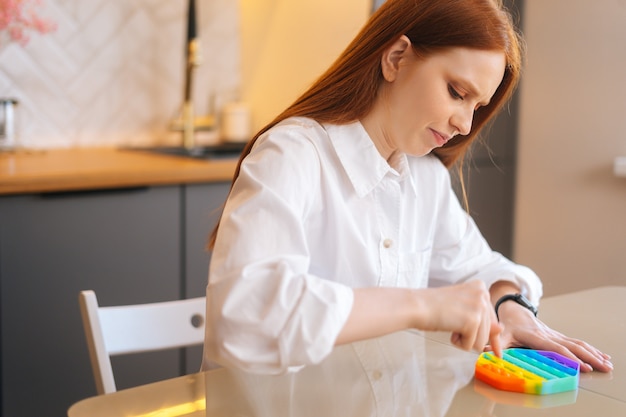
[490,301,613,373]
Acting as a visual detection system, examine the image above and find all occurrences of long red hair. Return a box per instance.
[209,0,524,247]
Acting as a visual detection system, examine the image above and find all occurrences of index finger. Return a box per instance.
[489,312,503,358]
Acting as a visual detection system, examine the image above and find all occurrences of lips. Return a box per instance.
[430,129,451,146]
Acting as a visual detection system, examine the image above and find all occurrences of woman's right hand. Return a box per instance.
[414,281,502,356]
[336,281,502,357]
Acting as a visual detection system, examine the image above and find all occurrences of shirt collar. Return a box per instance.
[323,121,417,198]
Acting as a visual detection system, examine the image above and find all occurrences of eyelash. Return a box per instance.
[448,83,484,112]
[448,84,463,100]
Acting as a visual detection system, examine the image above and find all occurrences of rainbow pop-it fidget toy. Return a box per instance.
[475,348,580,395]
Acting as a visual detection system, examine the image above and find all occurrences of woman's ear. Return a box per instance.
[381,35,412,82]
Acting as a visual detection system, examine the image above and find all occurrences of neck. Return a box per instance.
[360,110,395,162]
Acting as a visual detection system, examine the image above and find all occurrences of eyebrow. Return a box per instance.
[459,79,491,107]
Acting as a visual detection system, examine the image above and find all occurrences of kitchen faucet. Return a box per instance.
[182,0,200,150]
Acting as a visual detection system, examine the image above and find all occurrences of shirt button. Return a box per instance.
[383,238,393,248]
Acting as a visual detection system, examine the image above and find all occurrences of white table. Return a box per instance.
[68,286,626,417]
[536,286,624,402]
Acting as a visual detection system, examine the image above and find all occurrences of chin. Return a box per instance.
[405,148,433,158]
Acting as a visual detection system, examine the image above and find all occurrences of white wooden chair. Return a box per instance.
[78,290,206,395]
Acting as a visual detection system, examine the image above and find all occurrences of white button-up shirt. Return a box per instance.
[203,117,542,373]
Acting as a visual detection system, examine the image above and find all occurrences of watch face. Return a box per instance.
[516,294,538,315]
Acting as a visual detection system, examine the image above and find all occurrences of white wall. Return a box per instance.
[0,0,370,148]
[0,0,241,148]
[515,0,626,296]
[239,0,370,132]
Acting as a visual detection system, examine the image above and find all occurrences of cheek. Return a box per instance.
[423,87,450,117]
[394,91,424,125]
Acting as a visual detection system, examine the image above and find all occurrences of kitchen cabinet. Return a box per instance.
[0,182,229,417]
[182,182,231,374]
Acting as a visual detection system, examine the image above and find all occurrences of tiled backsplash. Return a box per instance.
[0,0,241,149]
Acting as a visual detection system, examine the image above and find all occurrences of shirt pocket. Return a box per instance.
[398,247,432,289]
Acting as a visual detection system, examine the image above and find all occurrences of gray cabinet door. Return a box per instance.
[183,182,231,298]
[182,182,231,374]
[0,186,181,417]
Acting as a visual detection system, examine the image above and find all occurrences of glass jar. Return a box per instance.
[0,98,18,151]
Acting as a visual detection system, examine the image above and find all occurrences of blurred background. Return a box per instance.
[0,1,625,416]
[2,0,623,296]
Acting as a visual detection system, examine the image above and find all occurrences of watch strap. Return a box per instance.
[494,293,538,321]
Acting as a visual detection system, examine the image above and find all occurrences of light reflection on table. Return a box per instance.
[205,331,476,417]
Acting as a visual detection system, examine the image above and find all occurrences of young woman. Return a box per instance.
[202,0,612,374]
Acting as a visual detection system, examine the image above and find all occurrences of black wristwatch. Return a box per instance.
[494,293,538,321]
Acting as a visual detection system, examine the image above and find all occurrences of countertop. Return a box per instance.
[0,148,238,195]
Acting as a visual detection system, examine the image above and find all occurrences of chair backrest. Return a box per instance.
[78,290,206,395]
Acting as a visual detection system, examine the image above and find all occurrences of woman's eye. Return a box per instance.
[448,84,463,100]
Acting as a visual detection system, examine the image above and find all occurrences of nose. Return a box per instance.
[451,107,473,136]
